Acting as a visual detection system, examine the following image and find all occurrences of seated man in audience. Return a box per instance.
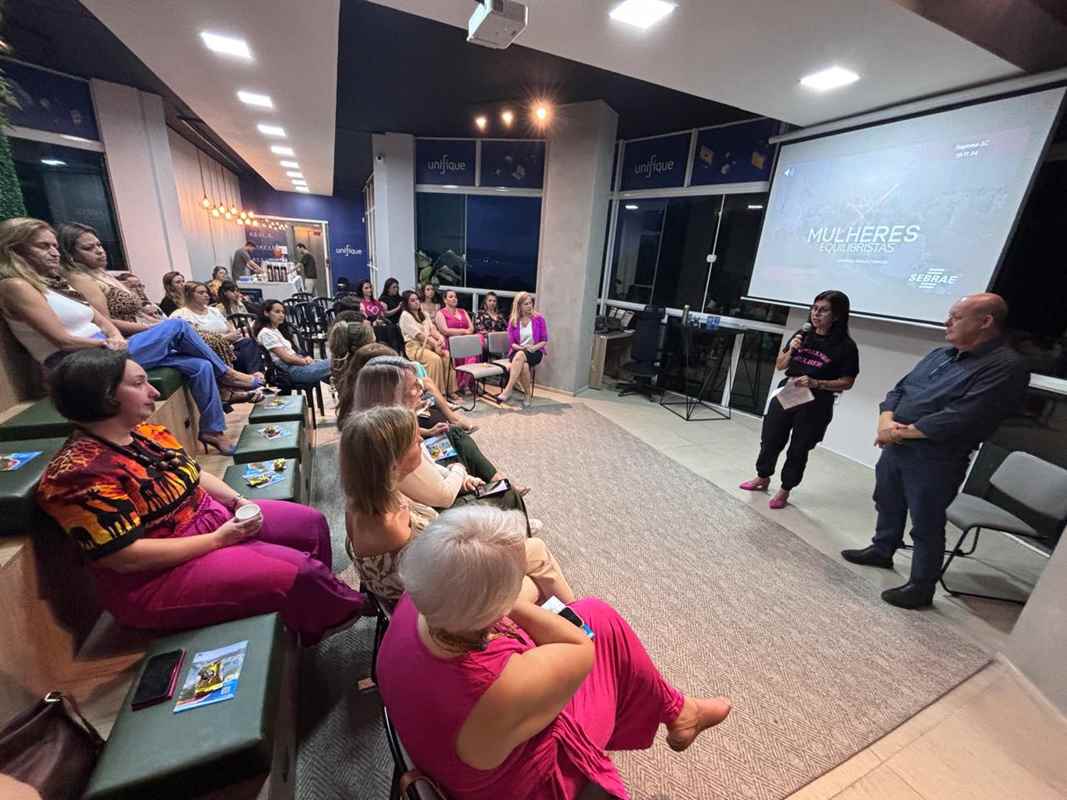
[842,293,1029,608]
[36,349,371,644]
[341,406,571,605]
[377,504,731,799]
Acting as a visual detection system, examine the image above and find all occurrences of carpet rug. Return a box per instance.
[301,402,990,800]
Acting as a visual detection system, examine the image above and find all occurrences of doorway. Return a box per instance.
[291,224,328,295]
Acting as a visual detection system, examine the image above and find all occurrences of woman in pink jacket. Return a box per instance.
[498,291,547,406]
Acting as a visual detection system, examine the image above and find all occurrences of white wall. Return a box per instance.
[168,130,245,282]
[370,133,416,291]
[775,307,946,468]
[90,80,190,294]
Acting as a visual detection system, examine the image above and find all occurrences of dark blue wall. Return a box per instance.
[238,176,369,287]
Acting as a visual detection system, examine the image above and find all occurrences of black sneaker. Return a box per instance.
[840,545,894,569]
[881,581,935,609]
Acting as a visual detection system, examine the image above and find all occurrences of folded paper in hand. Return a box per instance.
[774,378,815,410]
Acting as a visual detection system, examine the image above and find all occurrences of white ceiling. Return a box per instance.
[370,0,1022,128]
[82,0,338,195]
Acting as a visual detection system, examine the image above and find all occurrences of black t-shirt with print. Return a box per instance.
[783,330,860,381]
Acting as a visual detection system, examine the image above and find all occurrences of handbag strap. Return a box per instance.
[398,769,446,798]
[44,692,105,747]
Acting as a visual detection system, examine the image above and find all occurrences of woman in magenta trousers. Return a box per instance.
[377,505,733,799]
[36,349,369,644]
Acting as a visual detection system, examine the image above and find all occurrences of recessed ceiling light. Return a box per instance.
[286,171,304,178]
[257,124,286,137]
[199,31,252,60]
[609,0,676,30]
[800,66,860,92]
[270,145,294,156]
[747,204,764,210]
[294,186,310,193]
[41,158,66,166]
[279,160,300,168]
[625,204,639,210]
[237,90,273,109]
[500,109,514,127]
[474,116,487,132]
[291,180,307,187]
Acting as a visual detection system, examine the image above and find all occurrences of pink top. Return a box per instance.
[361,298,385,320]
[507,313,549,357]
[377,595,623,800]
[439,305,472,334]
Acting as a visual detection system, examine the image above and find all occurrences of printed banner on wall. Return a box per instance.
[619,132,690,191]
[690,119,778,186]
[415,139,476,186]
[2,60,99,140]
[479,140,545,189]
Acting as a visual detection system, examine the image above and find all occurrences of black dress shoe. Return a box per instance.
[881,581,935,609]
[840,546,894,569]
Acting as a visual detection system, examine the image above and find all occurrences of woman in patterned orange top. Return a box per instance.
[36,348,370,643]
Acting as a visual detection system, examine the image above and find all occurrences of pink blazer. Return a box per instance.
[507,314,548,356]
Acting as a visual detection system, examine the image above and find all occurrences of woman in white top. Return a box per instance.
[172,282,262,398]
[398,289,457,396]
[255,299,331,385]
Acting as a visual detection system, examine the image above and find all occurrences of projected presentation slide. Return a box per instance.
[748,87,1065,324]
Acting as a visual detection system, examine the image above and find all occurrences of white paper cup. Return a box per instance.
[234,503,262,523]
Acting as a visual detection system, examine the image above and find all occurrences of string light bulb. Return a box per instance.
[211,208,221,218]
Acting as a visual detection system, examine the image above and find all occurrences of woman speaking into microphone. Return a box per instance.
[740,290,859,509]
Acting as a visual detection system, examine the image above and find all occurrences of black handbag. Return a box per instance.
[0,691,105,800]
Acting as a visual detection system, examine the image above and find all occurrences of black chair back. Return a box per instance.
[631,305,664,363]
[228,313,256,339]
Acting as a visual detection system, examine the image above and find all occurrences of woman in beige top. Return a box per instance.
[398,289,457,396]
[341,406,573,605]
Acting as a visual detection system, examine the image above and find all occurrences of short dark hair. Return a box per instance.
[296,242,307,250]
[244,240,255,247]
[49,349,129,422]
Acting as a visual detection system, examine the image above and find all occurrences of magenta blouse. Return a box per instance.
[507,314,549,357]
[360,298,385,320]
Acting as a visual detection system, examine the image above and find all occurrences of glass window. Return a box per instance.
[416,193,465,265]
[651,196,721,310]
[728,331,784,414]
[609,200,665,304]
[11,138,125,269]
[465,195,540,292]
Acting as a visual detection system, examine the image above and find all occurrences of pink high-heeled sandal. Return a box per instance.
[768,490,790,509]
[739,478,769,491]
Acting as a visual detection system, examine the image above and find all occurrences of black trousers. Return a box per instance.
[755,393,835,490]
[871,444,969,585]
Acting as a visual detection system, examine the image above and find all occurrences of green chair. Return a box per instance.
[0,437,68,535]
[232,420,303,465]
[222,458,301,504]
[145,367,184,400]
[84,613,297,800]
[0,398,73,442]
[248,394,307,426]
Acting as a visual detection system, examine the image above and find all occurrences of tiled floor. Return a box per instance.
[201,382,1067,800]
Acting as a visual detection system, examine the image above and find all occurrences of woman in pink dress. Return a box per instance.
[377,505,732,800]
[434,289,479,393]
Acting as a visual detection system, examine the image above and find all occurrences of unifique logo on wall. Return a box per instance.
[425,155,468,175]
[907,268,960,290]
[633,154,675,178]
[335,245,363,257]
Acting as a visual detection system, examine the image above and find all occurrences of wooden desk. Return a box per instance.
[589,330,634,389]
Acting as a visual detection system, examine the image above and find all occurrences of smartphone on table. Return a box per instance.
[131,649,185,710]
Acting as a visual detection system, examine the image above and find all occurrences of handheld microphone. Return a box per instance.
[800,321,813,346]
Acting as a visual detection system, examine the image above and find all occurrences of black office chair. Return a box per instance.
[617,305,665,401]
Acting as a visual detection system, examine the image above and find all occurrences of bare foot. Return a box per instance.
[666,696,732,752]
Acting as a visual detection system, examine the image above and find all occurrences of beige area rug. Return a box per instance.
[462,402,990,800]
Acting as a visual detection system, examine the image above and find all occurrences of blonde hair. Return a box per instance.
[353,363,407,411]
[400,505,527,632]
[0,217,57,295]
[340,406,418,516]
[509,291,535,326]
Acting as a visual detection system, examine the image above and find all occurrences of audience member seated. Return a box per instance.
[377,504,731,799]
[216,279,256,317]
[355,278,403,352]
[475,290,508,333]
[327,309,375,388]
[0,218,259,454]
[36,349,371,644]
[352,360,528,508]
[206,265,229,302]
[399,289,457,397]
[379,277,404,324]
[435,289,479,393]
[158,270,185,316]
[171,281,263,387]
[499,291,547,406]
[341,407,572,605]
[419,282,440,321]
[255,299,331,386]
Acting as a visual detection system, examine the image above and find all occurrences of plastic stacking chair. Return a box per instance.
[487,331,537,404]
[939,451,1067,604]
[450,334,505,411]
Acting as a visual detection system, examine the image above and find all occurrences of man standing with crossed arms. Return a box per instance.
[842,293,1029,609]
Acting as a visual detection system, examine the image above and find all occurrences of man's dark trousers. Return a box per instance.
[870,444,969,584]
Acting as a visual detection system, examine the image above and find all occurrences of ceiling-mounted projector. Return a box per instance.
[467,0,527,49]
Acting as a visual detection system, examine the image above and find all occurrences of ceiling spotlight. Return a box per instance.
[800,66,860,92]
[533,103,550,123]
[286,171,304,179]
[237,90,273,109]
[500,109,514,127]
[625,204,639,210]
[270,145,294,156]
[40,158,66,166]
[294,186,310,193]
[279,160,300,169]
[475,115,488,132]
[199,31,252,60]
[257,123,286,137]
[609,0,676,30]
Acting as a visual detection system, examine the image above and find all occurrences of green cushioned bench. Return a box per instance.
[222,458,301,504]
[0,437,68,535]
[248,394,307,426]
[0,398,73,442]
[232,420,303,464]
[84,613,297,800]
[146,367,184,400]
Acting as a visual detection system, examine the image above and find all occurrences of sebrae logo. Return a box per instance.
[334,245,363,257]
[907,268,959,290]
[634,154,675,179]
[426,155,467,175]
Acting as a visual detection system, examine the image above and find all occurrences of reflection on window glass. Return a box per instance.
[610,200,665,304]
[416,193,465,264]
[729,331,783,414]
[652,196,721,310]
[466,195,540,292]
[705,194,785,323]
[11,138,125,269]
